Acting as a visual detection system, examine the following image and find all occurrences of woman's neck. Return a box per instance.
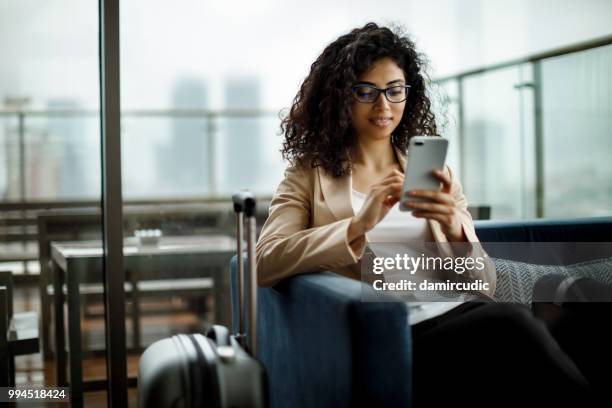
[351,137,397,172]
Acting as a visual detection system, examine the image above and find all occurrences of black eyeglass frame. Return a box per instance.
[351,84,412,103]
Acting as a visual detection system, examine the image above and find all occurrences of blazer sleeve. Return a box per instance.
[256,165,364,287]
[447,165,497,298]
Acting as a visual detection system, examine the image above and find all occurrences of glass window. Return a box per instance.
[540,45,612,217]
[0,1,110,405]
[433,79,462,180]
[462,66,526,219]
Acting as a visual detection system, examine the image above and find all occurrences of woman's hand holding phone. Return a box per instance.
[348,168,466,243]
[404,169,465,242]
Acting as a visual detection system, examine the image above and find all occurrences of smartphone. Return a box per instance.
[399,136,449,212]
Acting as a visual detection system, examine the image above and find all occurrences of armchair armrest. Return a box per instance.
[230,256,412,408]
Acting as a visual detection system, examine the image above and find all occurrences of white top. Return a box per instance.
[350,187,464,326]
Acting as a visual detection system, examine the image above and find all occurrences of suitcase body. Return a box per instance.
[138,191,266,408]
[138,333,266,408]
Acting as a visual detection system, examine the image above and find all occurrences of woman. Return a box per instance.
[256,23,593,407]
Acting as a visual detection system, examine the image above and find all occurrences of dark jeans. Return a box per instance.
[410,276,612,408]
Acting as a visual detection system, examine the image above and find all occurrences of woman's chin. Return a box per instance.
[363,129,393,141]
[354,123,398,142]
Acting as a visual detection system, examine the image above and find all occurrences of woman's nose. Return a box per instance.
[374,92,391,110]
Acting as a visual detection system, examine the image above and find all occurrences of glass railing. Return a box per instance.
[0,109,282,202]
[433,37,612,219]
[2,38,612,220]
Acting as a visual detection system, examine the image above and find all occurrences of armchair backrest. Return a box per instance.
[475,216,612,242]
[475,217,612,264]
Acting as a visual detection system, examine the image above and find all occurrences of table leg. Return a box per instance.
[41,261,52,360]
[52,261,67,387]
[0,288,9,387]
[67,266,83,407]
[129,269,141,350]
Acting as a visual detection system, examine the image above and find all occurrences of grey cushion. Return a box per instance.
[492,257,612,303]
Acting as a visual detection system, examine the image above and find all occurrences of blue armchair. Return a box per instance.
[230,217,612,408]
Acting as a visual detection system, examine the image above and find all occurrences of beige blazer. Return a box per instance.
[256,149,496,297]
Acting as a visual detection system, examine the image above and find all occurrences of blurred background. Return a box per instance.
[0,0,610,406]
[1,0,611,213]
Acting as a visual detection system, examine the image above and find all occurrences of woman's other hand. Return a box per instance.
[348,169,403,240]
[404,169,466,242]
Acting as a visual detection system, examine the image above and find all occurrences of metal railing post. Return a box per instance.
[17,111,26,201]
[457,77,466,184]
[18,111,28,273]
[532,61,545,218]
[206,112,217,195]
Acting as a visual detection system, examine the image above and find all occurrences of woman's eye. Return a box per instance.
[389,88,404,96]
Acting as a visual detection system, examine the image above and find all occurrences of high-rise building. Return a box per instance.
[159,77,209,196]
[45,98,86,199]
[221,78,262,193]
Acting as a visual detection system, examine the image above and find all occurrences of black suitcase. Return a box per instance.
[138,191,267,408]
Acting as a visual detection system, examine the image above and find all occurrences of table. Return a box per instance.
[50,234,236,406]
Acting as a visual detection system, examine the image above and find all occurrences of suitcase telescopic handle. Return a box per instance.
[233,191,256,216]
[232,190,258,357]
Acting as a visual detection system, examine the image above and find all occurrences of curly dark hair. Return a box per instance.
[280,22,438,178]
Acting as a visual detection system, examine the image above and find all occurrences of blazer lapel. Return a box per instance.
[317,166,354,221]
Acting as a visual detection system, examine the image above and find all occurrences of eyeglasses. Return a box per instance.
[351,84,411,104]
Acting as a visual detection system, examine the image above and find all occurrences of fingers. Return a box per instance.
[372,182,402,207]
[362,169,405,212]
[380,169,404,184]
[431,169,451,193]
[382,184,401,209]
[405,201,453,214]
[386,168,404,178]
[364,170,404,195]
[383,194,399,207]
[379,177,404,190]
[369,174,403,197]
[379,182,402,198]
[405,189,454,206]
[374,169,403,184]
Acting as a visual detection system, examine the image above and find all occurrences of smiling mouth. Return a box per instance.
[369,117,392,127]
